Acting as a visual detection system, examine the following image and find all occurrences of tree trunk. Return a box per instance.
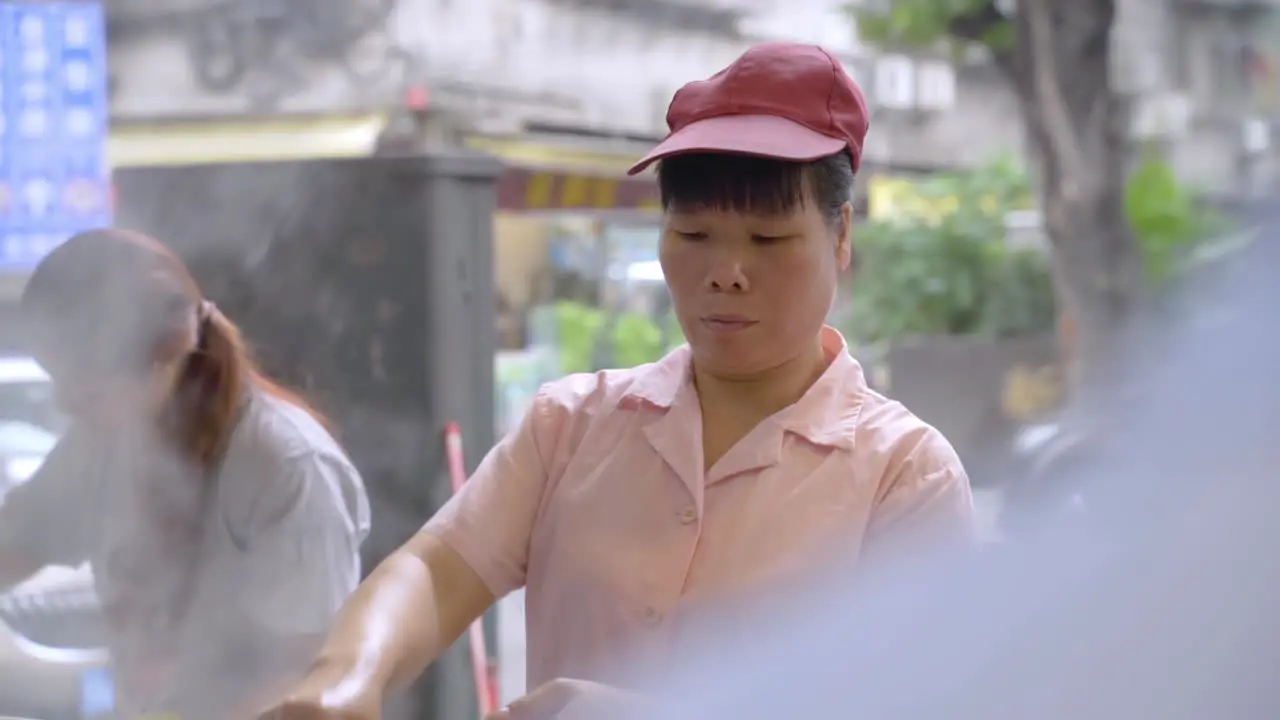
[1009,0,1143,397]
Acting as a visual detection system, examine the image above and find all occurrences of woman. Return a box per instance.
[268,41,973,720]
[0,229,371,719]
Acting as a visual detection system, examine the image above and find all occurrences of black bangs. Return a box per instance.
[656,151,855,225]
[657,154,809,216]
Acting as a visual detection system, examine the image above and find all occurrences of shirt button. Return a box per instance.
[677,506,698,524]
[643,607,662,625]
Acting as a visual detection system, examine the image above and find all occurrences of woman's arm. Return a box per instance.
[272,387,570,713]
[224,434,519,710]
[0,429,95,590]
[234,533,491,717]
[312,530,494,692]
[208,450,373,715]
[230,538,488,717]
[860,424,976,577]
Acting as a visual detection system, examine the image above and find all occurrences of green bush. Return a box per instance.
[843,152,1219,346]
[552,300,606,374]
[844,156,1057,345]
[552,300,685,373]
[1125,150,1222,285]
[613,311,665,368]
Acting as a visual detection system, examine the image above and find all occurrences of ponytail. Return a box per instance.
[174,302,329,470]
[173,303,247,468]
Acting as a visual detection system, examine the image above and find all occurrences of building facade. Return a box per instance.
[103,0,1280,189]
[101,0,1019,170]
[1117,0,1280,196]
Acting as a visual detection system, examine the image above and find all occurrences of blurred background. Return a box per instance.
[0,0,1275,718]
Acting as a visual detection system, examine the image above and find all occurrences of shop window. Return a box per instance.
[493,215,681,434]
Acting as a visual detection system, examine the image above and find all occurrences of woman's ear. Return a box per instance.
[835,201,853,272]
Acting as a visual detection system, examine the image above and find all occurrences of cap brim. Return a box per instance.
[627,114,847,175]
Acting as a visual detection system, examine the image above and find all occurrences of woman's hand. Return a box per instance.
[487,678,649,720]
[254,660,382,720]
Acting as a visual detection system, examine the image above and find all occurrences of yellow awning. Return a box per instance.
[108,114,387,167]
[108,115,645,176]
[462,136,640,173]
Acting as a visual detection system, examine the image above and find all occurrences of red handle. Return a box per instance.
[443,422,499,716]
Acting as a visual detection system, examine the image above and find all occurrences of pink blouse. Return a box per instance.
[425,327,974,689]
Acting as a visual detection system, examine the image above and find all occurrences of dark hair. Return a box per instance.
[20,228,328,469]
[656,152,856,228]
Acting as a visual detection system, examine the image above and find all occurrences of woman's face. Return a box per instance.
[659,194,852,378]
[28,301,201,427]
[32,330,190,425]
[34,348,187,428]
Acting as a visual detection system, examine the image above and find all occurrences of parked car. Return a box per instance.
[0,356,112,719]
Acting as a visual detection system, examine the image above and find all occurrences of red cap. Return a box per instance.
[628,42,869,176]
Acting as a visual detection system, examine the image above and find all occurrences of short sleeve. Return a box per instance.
[862,426,976,569]
[423,387,564,598]
[0,428,95,568]
[222,451,371,636]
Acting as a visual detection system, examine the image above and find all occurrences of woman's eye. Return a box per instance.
[675,230,707,240]
[752,234,791,244]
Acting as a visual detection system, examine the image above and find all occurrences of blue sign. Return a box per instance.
[0,1,110,273]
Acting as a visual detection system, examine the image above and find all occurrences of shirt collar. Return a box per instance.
[624,326,867,450]
[625,344,693,409]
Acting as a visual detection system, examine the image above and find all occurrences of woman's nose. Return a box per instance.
[704,260,750,293]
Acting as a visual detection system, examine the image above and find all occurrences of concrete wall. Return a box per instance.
[107,0,758,131]
[104,0,1277,187]
[106,2,409,118]
[864,64,1024,171]
[1117,0,1280,193]
[104,0,1018,170]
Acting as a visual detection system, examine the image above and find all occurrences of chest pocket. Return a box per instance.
[526,420,704,611]
[539,424,879,604]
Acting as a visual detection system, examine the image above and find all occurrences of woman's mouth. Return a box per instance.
[701,316,757,333]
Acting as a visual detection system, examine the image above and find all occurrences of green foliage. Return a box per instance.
[552,301,685,373]
[1125,151,1222,285]
[849,0,1013,51]
[843,157,1058,345]
[661,312,685,351]
[553,301,606,374]
[841,152,1221,347]
[613,311,664,368]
